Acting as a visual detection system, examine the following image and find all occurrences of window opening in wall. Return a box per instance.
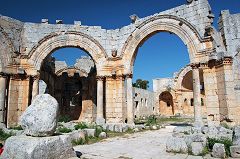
[191,98,194,106]
[135,101,138,108]
[167,102,171,107]
[201,98,204,106]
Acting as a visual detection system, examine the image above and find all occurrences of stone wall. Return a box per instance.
[133,87,154,118]
[219,10,240,106]
[0,0,212,69]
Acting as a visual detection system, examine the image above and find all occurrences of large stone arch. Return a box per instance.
[158,90,175,115]
[0,26,15,72]
[28,31,107,74]
[175,66,192,90]
[121,15,212,74]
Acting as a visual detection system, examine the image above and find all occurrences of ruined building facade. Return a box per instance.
[0,0,240,127]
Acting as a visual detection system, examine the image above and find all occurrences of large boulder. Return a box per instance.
[166,137,188,153]
[1,135,75,159]
[83,128,95,137]
[212,143,226,158]
[20,94,59,137]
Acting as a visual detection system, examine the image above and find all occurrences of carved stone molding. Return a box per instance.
[31,74,40,81]
[96,76,105,81]
[104,74,125,81]
[125,74,133,79]
[0,72,8,78]
[216,57,233,67]
[190,63,200,69]
[199,63,209,69]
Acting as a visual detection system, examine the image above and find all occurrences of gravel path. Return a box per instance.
[73,126,213,159]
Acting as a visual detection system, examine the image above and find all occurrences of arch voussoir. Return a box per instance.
[28,32,107,72]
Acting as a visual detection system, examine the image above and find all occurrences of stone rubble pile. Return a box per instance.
[2,94,76,159]
[166,125,240,158]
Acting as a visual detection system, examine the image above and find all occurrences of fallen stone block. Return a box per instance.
[230,146,240,158]
[166,137,188,154]
[83,129,95,137]
[212,143,226,158]
[2,135,75,159]
[191,142,204,156]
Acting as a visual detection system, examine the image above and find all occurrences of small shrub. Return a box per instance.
[74,122,88,130]
[207,137,233,157]
[183,131,190,135]
[145,115,157,126]
[71,138,85,146]
[0,129,12,141]
[134,117,146,125]
[199,146,209,156]
[58,115,71,123]
[126,128,134,134]
[10,125,23,130]
[58,127,72,133]
[95,125,103,137]
[220,122,231,130]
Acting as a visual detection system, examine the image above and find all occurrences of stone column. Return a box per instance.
[32,75,40,100]
[126,74,134,124]
[0,74,7,123]
[96,76,105,125]
[191,64,203,127]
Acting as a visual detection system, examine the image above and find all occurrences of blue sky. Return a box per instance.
[0,0,239,90]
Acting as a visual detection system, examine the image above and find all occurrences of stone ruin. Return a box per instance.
[0,0,239,139]
[166,124,240,158]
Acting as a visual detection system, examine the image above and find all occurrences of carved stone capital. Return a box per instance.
[199,63,209,69]
[190,63,200,69]
[96,76,105,81]
[116,75,125,81]
[216,57,233,67]
[0,72,8,78]
[125,74,133,79]
[31,74,40,81]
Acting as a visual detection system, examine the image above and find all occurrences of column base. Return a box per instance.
[127,119,134,125]
[96,117,105,125]
[193,120,204,128]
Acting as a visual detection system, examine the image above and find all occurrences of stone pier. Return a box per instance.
[96,76,105,125]
[126,74,134,124]
[0,74,7,123]
[192,64,203,127]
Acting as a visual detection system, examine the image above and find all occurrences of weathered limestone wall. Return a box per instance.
[7,76,30,127]
[218,11,240,57]
[105,76,126,123]
[74,56,95,74]
[219,10,240,116]
[133,87,154,118]
[202,65,220,124]
[218,10,240,122]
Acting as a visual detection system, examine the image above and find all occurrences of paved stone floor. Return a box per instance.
[74,126,218,159]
